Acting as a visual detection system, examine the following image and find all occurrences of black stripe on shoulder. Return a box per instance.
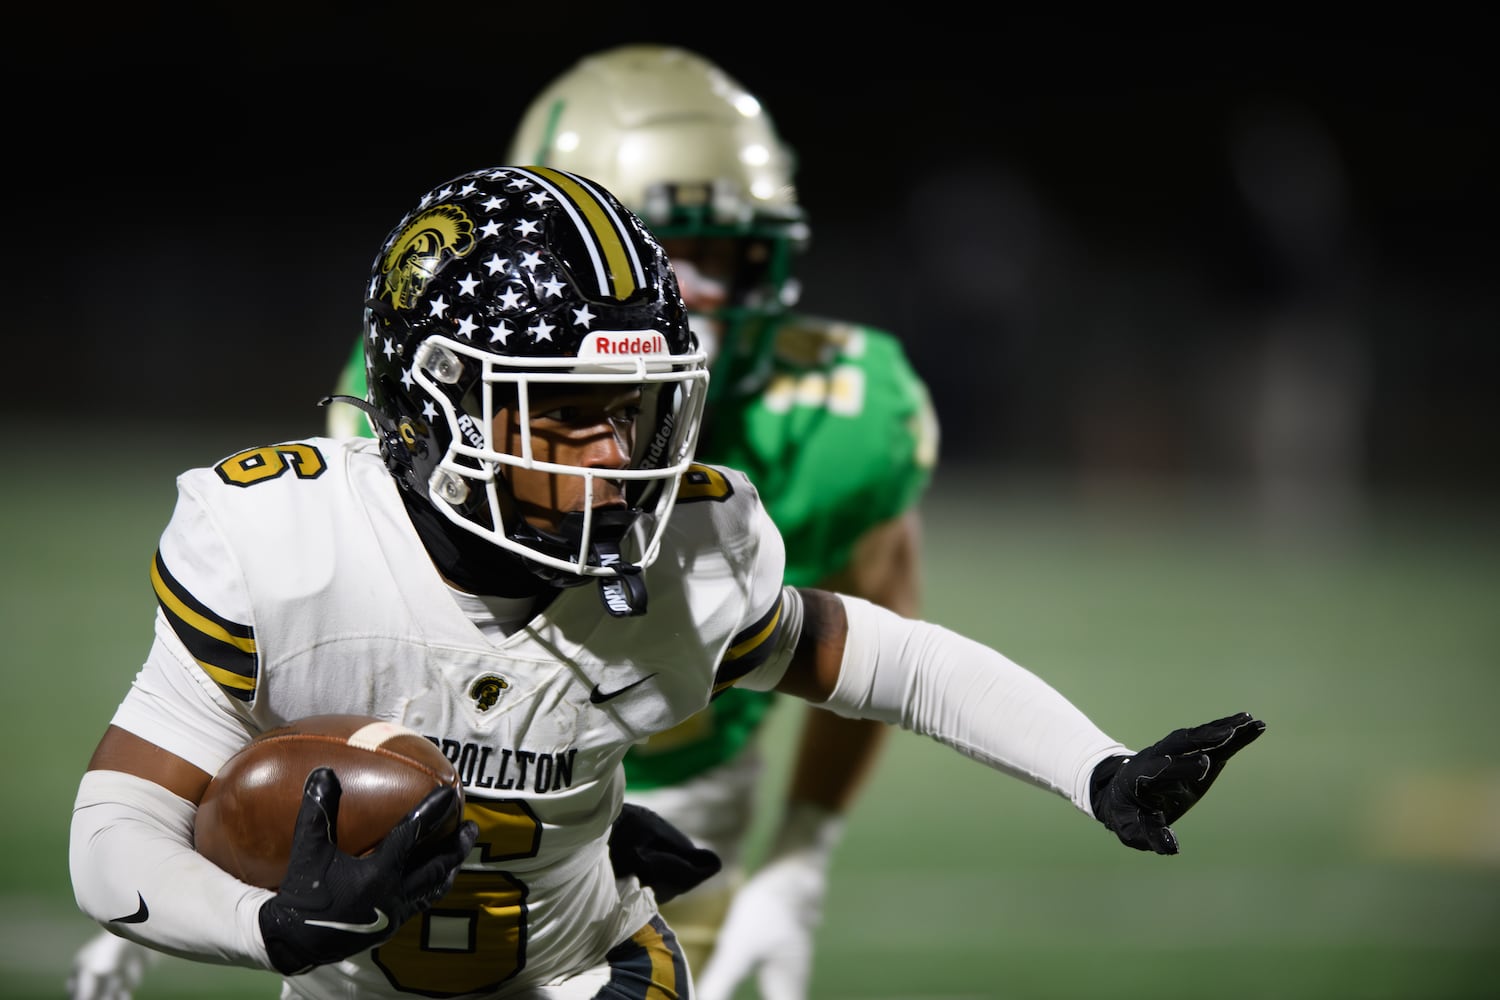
[711,593,785,694]
[150,550,259,703]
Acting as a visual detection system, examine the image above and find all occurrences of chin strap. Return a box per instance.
[319,393,395,435]
[318,393,415,487]
[551,509,649,618]
[597,558,648,618]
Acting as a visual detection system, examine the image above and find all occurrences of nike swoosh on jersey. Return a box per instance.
[305,908,390,935]
[589,673,658,704]
[110,892,150,924]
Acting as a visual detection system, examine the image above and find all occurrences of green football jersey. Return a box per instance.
[330,313,938,787]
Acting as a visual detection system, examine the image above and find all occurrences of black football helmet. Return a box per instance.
[359,166,708,605]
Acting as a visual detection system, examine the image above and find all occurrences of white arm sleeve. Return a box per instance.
[70,769,275,970]
[822,593,1132,816]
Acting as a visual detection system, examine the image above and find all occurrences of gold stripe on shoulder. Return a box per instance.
[196,661,256,692]
[726,598,783,663]
[150,556,256,654]
[151,551,258,703]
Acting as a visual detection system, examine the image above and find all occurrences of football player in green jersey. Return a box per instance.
[69,45,937,1000]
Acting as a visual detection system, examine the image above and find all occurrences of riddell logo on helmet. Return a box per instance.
[581,332,667,356]
[455,413,485,449]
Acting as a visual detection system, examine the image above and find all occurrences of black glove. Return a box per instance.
[1090,712,1265,855]
[259,767,480,975]
[608,802,721,903]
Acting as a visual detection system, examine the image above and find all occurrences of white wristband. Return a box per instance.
[70,770,275,970]
[767,801,845,867]
[824,593,1131,815]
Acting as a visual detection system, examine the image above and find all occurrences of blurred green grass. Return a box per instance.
[3,427,1497,998]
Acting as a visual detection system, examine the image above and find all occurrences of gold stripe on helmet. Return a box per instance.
[524,166,642,300]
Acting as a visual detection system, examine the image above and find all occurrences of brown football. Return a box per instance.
[193,714,463,890]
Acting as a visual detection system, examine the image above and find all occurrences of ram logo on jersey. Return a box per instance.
[469,674,510,711]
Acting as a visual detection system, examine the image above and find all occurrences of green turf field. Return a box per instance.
[4,424,1496,998]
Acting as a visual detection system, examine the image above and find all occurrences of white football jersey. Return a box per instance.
[109,436,789,998]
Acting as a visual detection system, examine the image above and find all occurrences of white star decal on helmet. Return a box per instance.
[482,196,505,211]
[457,273,480,296]
[428,294,450,318]
[455,315,477,339]
[488,321,512,344]
[484,254,508,275]
[572,305,596,328]
[540,275,566,298]
[528,320,555,342]
[514,218,541,237]
[498,286,524,310]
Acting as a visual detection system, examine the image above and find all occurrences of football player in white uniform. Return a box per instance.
[70,165,1265,999]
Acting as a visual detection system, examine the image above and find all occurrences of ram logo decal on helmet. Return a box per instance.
[380,205,478,310]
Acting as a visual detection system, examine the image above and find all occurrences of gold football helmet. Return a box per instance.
[507,45,809,318]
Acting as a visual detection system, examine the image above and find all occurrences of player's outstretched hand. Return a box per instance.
[696,802,841,1000]
[259,767,479,974]
[694,848,826,1000]
[1090,712,1266,855]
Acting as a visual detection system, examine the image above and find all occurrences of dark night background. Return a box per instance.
[7,12,1496,507]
